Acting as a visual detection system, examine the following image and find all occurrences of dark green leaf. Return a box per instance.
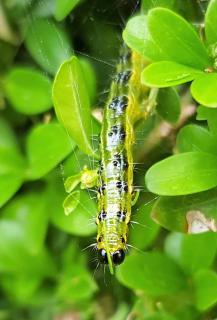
[194,269,217,311]
[116,252,186,296]
[25,19,72,74]
[191,73,217,108]
[147,8,211,69]
[141,61,202,88]
[145,152,217,195]
[54,0,80,21]
[152,188,217,232]
[26,122,74,180]
[129,203,160,250]
[141,0,178,13]
[156,88,181,124]
[176,124,217,155]
[165,232,217,274]
[5,67,52,115]
[205,0,217,45]
[53,56,97,157]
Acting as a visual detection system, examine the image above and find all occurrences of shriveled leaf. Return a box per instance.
[5,67,52,114]
[191,73,217,108]
[63,190,80,215]
[52,56,97,157]
[141,61,202,88]
[145,152,217,195]
[148,8,211,69]
[64,173,81,193]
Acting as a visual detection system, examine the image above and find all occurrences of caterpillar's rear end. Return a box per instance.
[96,47,148,273]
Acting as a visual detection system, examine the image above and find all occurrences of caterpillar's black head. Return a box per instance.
[98,249,125,265]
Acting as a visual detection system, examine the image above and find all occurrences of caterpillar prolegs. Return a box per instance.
[96,46,151,274]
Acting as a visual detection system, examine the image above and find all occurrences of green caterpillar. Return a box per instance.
[96,46,150,274]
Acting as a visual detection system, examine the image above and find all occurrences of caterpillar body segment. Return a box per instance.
[96,47,149,272]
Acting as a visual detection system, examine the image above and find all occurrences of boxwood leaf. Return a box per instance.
[25,19,72,74]
[191,73,217,108]
[141,61,202,88]
[0,149,25,207]
[147,8,211,69]
[116,252,186,296]
[176,124,217,155]
[5,67,52,115]
[197,105,217,135]
[156,88,181,124]
[26,122,74,180]
[145,152,217,195]
[49,179,96,236]
[122,15,167,61]
[165,232,217,274]
[54,0,80,21]
[1,191,49,254]
[194,269,217,311]
[52,56,97,157]
[205,0,217,45]
[151,188,217,232]
[141,0,177,13]
[63,190,80,215]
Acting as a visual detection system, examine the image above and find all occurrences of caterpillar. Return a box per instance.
[96,46,150,274]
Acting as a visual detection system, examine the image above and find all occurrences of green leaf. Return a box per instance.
[141,0,178,13]
[116,252,186,296]
[5,67,52,115]
[141,61,202,88]
[122,16,167,61]
[49,179,96,236]
[194,269,217,311]
[1,273,42,305]
[79,58,97,104]
[1,191,49,254]
[0,117,19,150]
[57,264,97,302]
[0,149,25,207]
[52,56,97,157]
[54,0,80,21]
[129,202,160,250]
[147,8,211,69]
[156,88,181,124]
[151,188,217,232]
[63,190,80,215]
[205,0,217,45]
[145,152,217,195]
[197,105,217,135]
[176,124,217,155]
[64,173,81,193]
[191,73,217,108]
[26,122,74,180]
[165,232,217,274]
[0,220,55,275]
[25,19,72,74]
